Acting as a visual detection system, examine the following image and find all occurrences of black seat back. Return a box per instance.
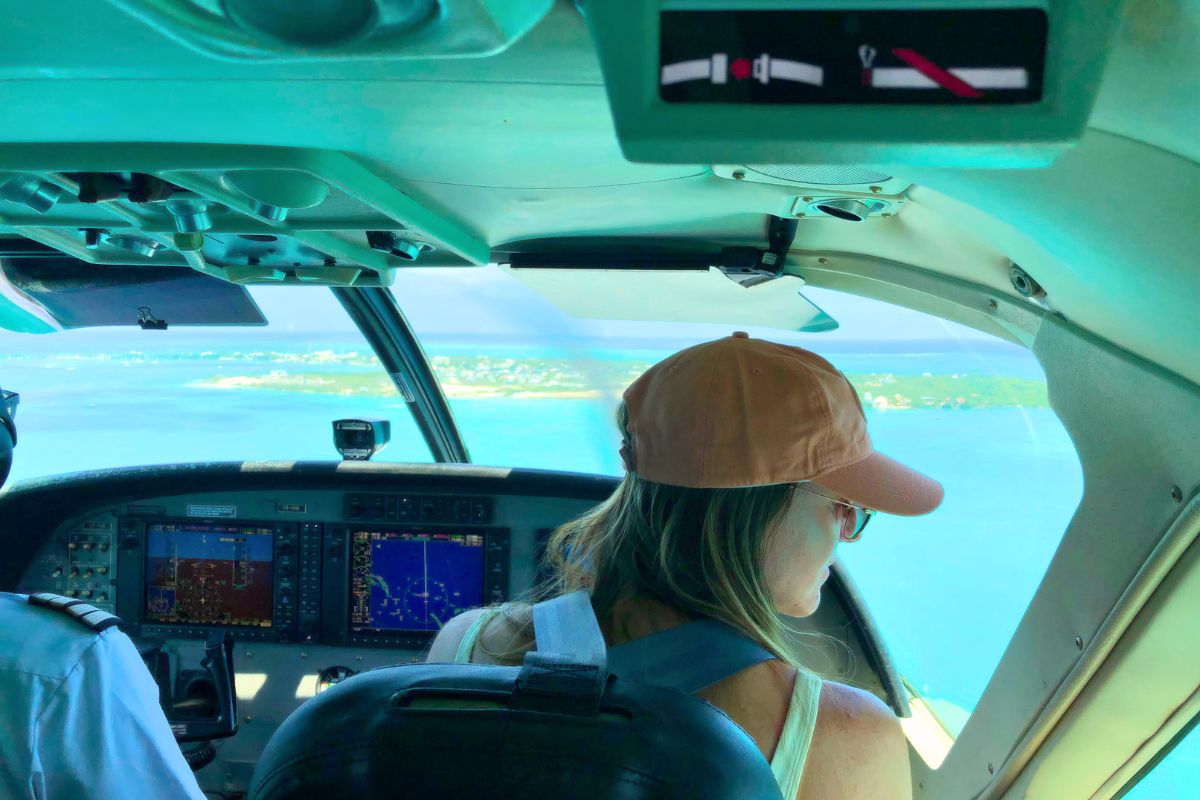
[249,593,782,800]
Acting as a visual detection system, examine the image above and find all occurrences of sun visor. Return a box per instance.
[581,0,1124,167]
[0,257,266,330]
[501,266,837,333]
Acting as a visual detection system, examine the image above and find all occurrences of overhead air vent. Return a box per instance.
[796,196,895,221]
[222,170,330,223]
[0,175,63,214]
[745,165,893,186]
[809,198,879,222]
[220,0,435,49]
[103,0,553,60]
[711,164,908,220]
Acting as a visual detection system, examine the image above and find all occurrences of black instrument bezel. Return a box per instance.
[116,516,300,643]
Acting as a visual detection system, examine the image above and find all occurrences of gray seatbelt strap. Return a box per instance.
[607,618,775,694]
[516,591,608,708]
[531,590,608,672]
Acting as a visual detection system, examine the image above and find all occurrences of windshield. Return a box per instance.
[388,265,1084,746]
[0,286,430,483]
[0,265,1084,752]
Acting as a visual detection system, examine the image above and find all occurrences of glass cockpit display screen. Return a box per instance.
[144,522,275,627]
[350,530,485,633]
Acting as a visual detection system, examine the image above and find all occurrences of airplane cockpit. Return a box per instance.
[1,1,1198,799]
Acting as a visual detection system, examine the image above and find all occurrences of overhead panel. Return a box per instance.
[0,145,489,297]
[582,0,1127,167]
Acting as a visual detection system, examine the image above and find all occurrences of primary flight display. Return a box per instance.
[143,522,276,627]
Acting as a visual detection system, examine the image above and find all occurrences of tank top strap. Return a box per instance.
[453,607,503,663]
[770,667,823,798]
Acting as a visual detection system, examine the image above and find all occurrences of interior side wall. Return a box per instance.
[915,315,1200,799]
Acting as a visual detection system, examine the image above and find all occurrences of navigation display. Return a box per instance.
[144,522,275,628]
[350,530,485,633]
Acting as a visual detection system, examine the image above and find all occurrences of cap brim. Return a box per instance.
[814,451,944,516]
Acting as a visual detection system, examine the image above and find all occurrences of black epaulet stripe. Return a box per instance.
[28,592,124,633]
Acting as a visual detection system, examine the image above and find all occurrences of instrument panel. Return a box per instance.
[11,477,580,650]
[107,502,510,651]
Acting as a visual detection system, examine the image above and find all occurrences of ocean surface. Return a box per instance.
[0,332,1087,741]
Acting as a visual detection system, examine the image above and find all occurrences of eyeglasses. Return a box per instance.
[1,389,16,422]
[791,482,874,542]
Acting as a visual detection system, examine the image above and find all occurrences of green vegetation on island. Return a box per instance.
[192,354,1049,410]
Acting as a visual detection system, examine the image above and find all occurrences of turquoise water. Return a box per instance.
[0,333,1084,739]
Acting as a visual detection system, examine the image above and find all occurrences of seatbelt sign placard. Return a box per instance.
[660,8,1047,105]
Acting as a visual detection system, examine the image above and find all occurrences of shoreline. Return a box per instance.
[188,368,1049,410]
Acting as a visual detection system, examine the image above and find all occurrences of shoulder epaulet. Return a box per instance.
[28,592,124,633]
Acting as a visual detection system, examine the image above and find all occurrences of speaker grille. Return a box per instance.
[745,165,893,186]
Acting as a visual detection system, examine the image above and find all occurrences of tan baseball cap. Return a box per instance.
[620,332,944,516]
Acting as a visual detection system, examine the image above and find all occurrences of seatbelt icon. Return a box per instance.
[661,53,823,87]
[753,53,824,86]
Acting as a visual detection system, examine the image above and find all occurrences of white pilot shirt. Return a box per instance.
[0,593,206,800]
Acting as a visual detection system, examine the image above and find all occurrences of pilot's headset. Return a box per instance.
[0,386,16,489]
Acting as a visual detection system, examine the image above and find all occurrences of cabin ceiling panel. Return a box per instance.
[0,0,603,84]
[0,75,690,190]
[1089,0,1200,165]
[895,130,1200,389]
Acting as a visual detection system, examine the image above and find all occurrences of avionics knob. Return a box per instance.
[65,589,78,598]
[69,567,80,577]
[97,566,109,575]
[82,568,94,578]
[98,542,110,552]
[81,543,93,551]
[80,590,93,598]
[51,567,63,577]
[96,592,108,602]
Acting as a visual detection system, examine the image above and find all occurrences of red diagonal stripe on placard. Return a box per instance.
[892,48,984,98]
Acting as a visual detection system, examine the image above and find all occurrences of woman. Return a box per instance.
[429,332,943,800]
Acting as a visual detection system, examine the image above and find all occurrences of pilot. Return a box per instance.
[431,333,944,800]
[0,391,205,800]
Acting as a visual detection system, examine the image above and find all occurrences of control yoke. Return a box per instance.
[141,631,238,743]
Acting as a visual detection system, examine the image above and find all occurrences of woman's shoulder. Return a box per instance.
[816,679,903,732]
[802,679,911,800]
[427,604,533,665]
[426,607,492,662]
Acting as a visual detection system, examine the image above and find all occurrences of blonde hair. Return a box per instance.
[476,402,805,668]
